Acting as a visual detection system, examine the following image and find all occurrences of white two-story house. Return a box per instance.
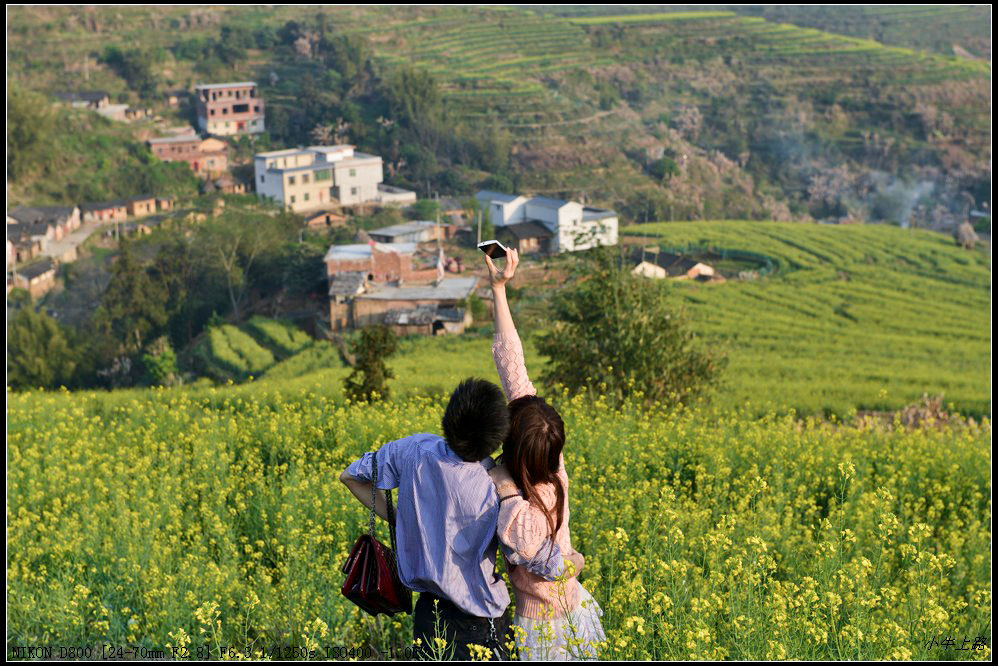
[476,190,618,253]
[254,145,415,212]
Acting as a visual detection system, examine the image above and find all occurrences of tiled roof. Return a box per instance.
[328,271,367,297]
[7,206,75,225]
[498,220,554,240]
[18,257,55,279]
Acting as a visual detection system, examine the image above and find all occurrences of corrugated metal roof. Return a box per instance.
[359,277,478,302]
[324,242,420,262]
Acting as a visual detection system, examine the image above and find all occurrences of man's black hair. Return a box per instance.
[442,378,510,462]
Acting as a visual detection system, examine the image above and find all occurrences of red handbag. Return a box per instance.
[341,450,412,616]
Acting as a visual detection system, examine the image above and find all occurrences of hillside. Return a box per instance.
[620,221,991,417]
[6,5,990,224]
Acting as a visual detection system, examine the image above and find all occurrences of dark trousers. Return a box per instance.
[413,592,512,661]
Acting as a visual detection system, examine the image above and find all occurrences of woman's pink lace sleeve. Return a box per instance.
[492,330,537,401]
[496,481,556,559]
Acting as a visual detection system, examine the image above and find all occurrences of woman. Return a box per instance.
[484,247,606,661]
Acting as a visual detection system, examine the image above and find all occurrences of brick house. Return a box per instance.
[127,195,157,218]
[195,82,265,136]
[81,201,128,223]
[324,242,440,284]
[305,210,348,228]
[12,257,57,299]
[148,135,229,177]
[7,206,81,236]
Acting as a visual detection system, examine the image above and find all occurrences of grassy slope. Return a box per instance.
[159,221,989,419]
[622,221,991,417]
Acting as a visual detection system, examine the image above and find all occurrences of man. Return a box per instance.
[341,378,580,660]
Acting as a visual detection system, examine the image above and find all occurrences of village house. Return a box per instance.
[7,206,81,237]
[382,305,471,336]
[375,184,418,205]
[156,197,175,212]
[8,226,45,263]
[202,173,246,195]
[631,248,716,281]
[496,220,555,256]
[81,201,129,223]
[95,104,130,122]
[8,221,56,249]
[195,82,265,136]
[147,134,229,177]
[12,257,57,299]
[475,191,618,253]
[304,209,348,228]
[324,242,440,284]
[329,274,476,333]
[368,220,453,244]
[164,89,187,107]
[253,145,416,211]
[127,195,157,218]
[52,90,110,109]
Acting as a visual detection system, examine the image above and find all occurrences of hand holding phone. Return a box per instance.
[481,241,518,288]
[477,239,509,258]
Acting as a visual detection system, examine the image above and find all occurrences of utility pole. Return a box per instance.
[477,209,482,245]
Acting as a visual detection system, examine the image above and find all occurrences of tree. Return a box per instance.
[197,208,296,319]
[7,306,78,389]
[536,246,725,408]
[95,239,169,356]
[7,85,52,180]
[101,46,160,97]
[343,326,398,402]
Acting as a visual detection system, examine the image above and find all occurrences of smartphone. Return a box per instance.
[477,239,509,258]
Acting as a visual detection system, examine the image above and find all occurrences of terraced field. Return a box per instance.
[622,221,991,418]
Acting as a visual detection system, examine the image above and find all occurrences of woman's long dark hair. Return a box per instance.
[501,395,566,560]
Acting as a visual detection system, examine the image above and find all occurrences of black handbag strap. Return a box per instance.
[369,450,399,552]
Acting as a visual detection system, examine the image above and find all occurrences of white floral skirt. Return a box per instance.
[512,585,606,661]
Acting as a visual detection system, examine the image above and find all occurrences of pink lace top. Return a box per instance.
[491,330,582,619]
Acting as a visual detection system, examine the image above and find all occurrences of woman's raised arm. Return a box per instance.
[485,248,536,401]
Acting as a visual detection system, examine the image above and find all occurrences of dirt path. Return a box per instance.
[41,220,111,262]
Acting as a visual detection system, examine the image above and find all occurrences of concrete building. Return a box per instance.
[254,145,415,211]
[476,191,618,253]
[148,134,229,177]
[195,82,265,136]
